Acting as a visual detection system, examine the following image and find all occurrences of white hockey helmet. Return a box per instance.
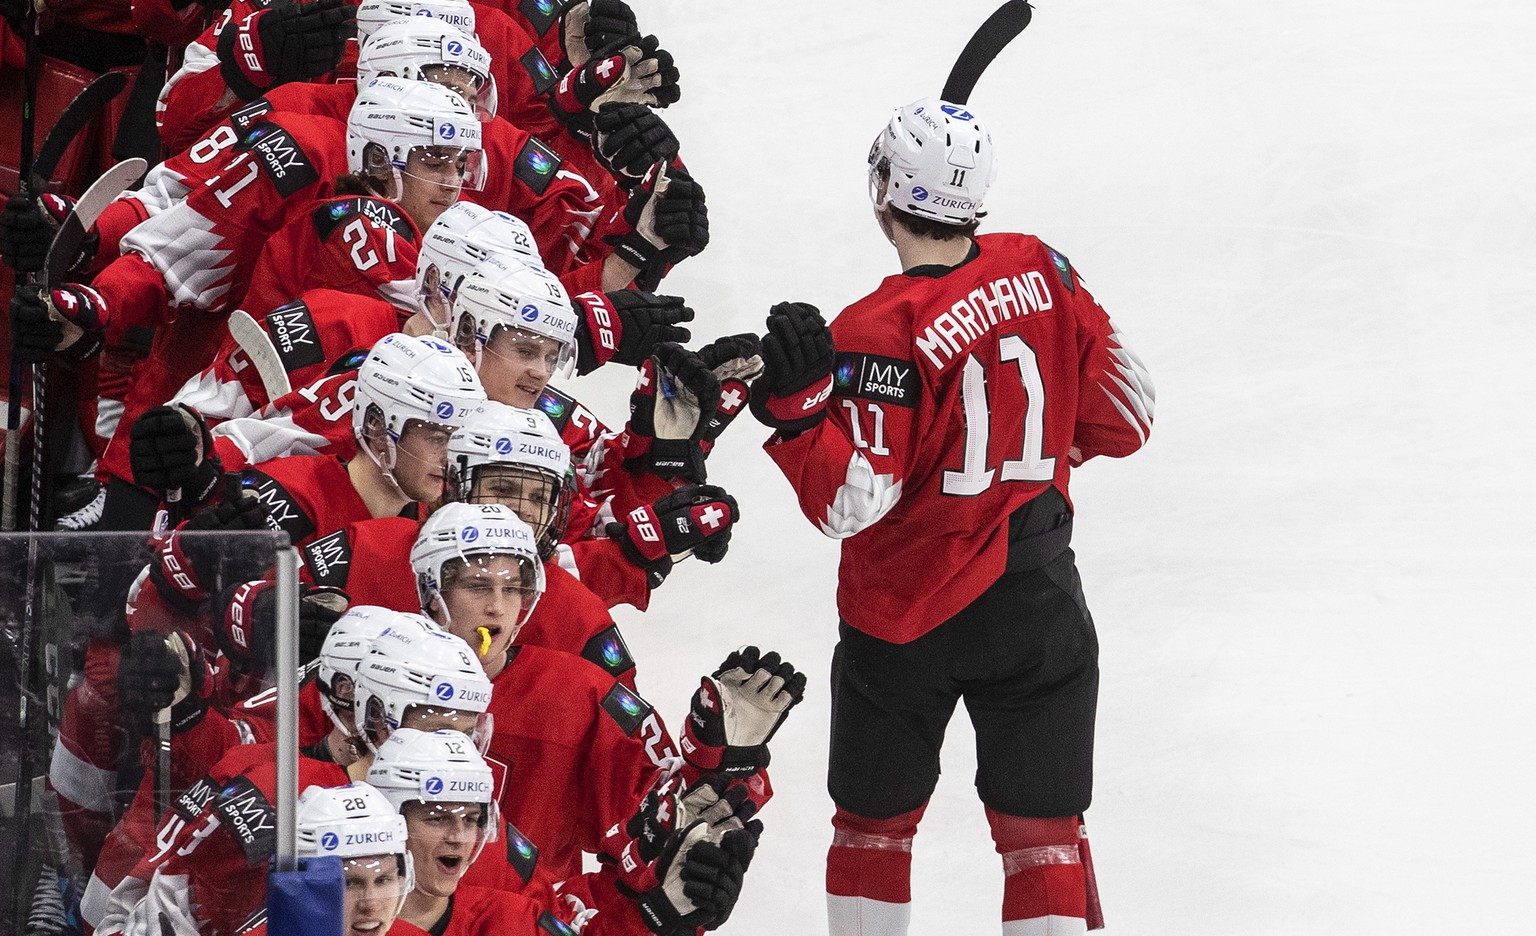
[450,260,578,375]
[367,728,500,861]
[296,783,415,912]
[447,402,573,559]
[352,333,487,473]
[355,0,476,42]
[348,77,484,192]
[357,19,496,120]
[415,202,542,332]
[868,97,996,225]
[317,606,395,739]
[411,500,545,626]
[353,611,495,753]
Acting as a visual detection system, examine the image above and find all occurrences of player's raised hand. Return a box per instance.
[117,630,213,734]
[562,0,641,69]
[593,103,680,184]
[219,0,357,100]
[149,476,270,609]
[748,301,834,434]
[607,163,710,274]
[682,646,807,777]
[607,483,739,587]
[573,289,693,373]
[622,342,720,481]
[695,333,763,454]
[130,404,224,509]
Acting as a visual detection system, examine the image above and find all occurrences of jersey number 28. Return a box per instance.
[942,334,1056,496]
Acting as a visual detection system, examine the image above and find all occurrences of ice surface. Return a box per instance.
[571,1,1536,931]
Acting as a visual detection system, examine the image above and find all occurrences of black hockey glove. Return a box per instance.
[219,0,357,101]
[695,333,763,454]
[572,289,693,374]
[130,404,224,508]
[149,477,271,610]
[215,579,349,674]
[603,773,756,896]
[1,191,89,277]
[607,483,739,588]
[631,823,758,935]
[681,646,807,777]
[606,163,708,274]
[9,281,108,363]
[593,103,680,185]
[561,0,640,68]
[748,301,834,434]
[117,630,213,734]
[622,342,720,481]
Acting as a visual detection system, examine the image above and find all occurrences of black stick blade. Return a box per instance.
[30,70,131,186]
[941,0,1034,105]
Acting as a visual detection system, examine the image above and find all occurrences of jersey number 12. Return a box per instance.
[942,334,1056,496]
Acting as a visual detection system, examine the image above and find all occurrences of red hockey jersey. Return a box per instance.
[766,233,1155,643]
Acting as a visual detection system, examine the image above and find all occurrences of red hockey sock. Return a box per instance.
[826,804,926,935]
[986,808,1088,933]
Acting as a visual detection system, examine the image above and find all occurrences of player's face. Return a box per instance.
[467,466,556,536]
[434,555,530,664]
[403,800,487,897]
[341,854,403,936]
[394,419,455,504]
[421,63,485,112]
[477,325,561,408]
[399,146,468,231]
[399,705,482,736]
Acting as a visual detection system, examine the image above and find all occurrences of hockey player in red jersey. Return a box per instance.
[750,98,1156,936]
[94,612,494,936]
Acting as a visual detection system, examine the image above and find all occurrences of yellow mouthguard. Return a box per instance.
[476,626,492,657]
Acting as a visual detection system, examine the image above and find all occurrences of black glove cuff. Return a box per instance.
[717,745,769,778]
[609,231,663,273]
[747,379,828,435]
[624,438,704,482]
[217,25,270,102]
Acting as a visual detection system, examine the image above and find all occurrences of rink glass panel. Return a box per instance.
[0,530,292,936]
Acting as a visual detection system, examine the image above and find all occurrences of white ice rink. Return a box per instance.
[569,1,1536,932]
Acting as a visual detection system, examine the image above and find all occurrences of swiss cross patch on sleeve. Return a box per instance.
[238,121,320,198]
[517,0,564,35]
[832,352,921,408]
[263,299,326,374]
[600,682,653,736]
[581,625,636,678]
[513,137,563,196]
[214,775,277,867]
[520,47,559,95]
[503,819,540,883]
[302,529,352,588]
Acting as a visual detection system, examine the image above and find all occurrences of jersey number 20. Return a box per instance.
[942,334,1056,496]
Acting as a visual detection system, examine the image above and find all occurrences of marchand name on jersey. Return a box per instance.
[916,270,1055,370]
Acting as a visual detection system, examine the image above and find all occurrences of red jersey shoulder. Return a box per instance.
[500,644,653,738]
[262,81,355,124]
[303,516,421,611]
[444,883,548,936]
[239,454,355,545]
[254,288,401,385]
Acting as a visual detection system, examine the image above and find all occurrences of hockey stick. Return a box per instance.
[941,0,1034,105]
[3,0,43,535]
[45,157,148,291]
[29,70,132,187]
[227,309,294,401]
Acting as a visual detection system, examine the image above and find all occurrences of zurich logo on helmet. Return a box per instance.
[446,40,462,55]
[321,832,340,851]
[519,304,539,323]
[435,682,455,701]
[494,437,514,455]
[939,104,975,121]
[435,401,457,421]
[438,123,457,141]
[413,8,434,16]
[911,186,929,201]
[461,525,480,543]
[424,777,445,795]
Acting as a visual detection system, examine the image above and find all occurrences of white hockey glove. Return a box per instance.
[680,646,806,777]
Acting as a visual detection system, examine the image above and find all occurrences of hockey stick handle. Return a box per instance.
[941,0,1033,105]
